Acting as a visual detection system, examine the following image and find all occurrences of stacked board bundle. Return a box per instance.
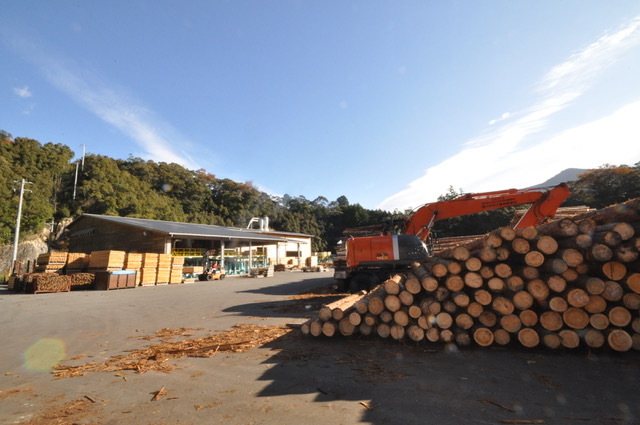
[156,254,172,284]
[170,256,185,284]
[66,253,90,271]
[25,273,72,293]
[89,250,125,270]
[124,253,143,286]
[140,253,158,286]
[69,273,96,290]
[35,252,68,273]
[303,198,640,352]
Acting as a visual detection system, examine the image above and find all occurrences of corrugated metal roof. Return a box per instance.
[76,214,306,243]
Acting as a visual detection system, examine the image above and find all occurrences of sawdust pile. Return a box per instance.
[0,387,32,400]
[53,324,293,379]
[15,397,99,425]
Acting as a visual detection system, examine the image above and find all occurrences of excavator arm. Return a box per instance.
[405,183,571,242]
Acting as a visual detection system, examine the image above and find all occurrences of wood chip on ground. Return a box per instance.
[53,323,293,379]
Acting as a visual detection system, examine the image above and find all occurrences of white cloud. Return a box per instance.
[488,112,511,125]
[13,86,32,98]
[378,16,640,212]
[7,35,201,169]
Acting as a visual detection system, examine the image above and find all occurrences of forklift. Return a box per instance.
[198,250,226,281]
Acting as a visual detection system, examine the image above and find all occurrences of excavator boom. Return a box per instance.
[337,183,570,292]
[405,183,570,242]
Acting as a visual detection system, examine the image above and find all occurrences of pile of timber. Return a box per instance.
[170,257,185,284]
[124,253,143,286]
[155,254,172,284]
[89,250,126,271]
[303,198,640,352]
[24,273,71,293]
[140,253,159,286]
[66,253,90,272]
[432,235,484,254]
[69,272,96,290]
[512,205,595,222]
[35,252,68,273]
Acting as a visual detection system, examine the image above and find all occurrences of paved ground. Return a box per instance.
[0,271,638,425]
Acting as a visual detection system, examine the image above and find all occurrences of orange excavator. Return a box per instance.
[335,183,570,292]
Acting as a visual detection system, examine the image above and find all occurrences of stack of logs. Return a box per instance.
[24,273,72,293]
[302,198,640,352]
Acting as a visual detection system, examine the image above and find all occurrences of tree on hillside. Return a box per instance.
[118,158,216,218]
[0,138,75,244]
[566,164,640,209]
[75,155,185,221]
[0,129,13,143]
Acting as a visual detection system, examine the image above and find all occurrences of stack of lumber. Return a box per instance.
[432,235,484,254]
[66,253,90,271]
[170,257,185,284]
[140,253,158,286]
[89,250,125,271]
[24,273,71,293]
[156,254,172,284]
[35,252,68,273]
[303,198,640,352]
[512,205,595,222]
[124,253,143,286]
[69,273,96,290]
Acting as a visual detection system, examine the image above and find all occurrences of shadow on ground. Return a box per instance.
[226,275,345,319]
[238,276,338,296]
[254,331,640,425]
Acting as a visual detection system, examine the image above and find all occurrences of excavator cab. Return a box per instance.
[343,234,429,291]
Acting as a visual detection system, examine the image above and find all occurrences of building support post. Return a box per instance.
[220,240,225,270]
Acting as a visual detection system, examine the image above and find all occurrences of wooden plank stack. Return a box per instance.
[124,253,143,286]
[303,198,640,352]
[140,253,159,286]
[156,254,172,284]
[66,253,90,272]
[170,257,185,284]
[35,252,68,273]
[89,250,125,271]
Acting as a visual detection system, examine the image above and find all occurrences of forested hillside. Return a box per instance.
[2,131,640,254]
[0,133,389,252]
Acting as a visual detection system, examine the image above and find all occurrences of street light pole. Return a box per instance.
[10,179,33,273]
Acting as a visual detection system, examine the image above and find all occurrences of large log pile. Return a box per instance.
[303,199,640,352]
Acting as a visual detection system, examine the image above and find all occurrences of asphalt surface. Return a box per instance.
[0,271,638,425]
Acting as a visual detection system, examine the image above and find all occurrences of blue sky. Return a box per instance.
[2,1,640,212]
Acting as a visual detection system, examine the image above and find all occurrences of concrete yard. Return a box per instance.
[0,271,638,425]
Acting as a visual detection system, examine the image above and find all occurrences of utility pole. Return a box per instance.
[73,144,86,200]
[73,160,79,200]
[10,179,33,273]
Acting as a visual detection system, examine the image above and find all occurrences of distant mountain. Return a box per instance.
[529,168,589,188]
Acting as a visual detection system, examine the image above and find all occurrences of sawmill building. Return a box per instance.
[66,214,313,275]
